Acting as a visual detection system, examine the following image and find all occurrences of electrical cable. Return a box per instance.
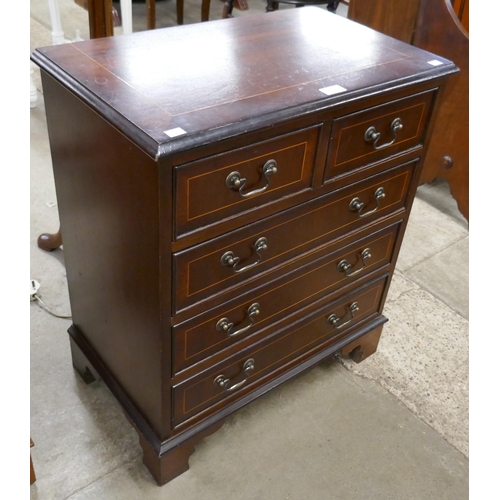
[32,293,72,319]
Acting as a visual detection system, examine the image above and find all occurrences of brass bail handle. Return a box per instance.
[214,359,255,392]
[349,187,385,218]
[327,302,360,330]
[220,237,268,273]
[364,117,403,150]
[225,159,278,198]
[216,303,261,338]
[337,248,372,277]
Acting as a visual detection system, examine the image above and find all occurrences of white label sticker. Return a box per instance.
[164,127,187,138]
[319,84,347,96]
[427,60,443,66]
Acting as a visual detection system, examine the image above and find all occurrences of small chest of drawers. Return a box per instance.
[31,7,457,486]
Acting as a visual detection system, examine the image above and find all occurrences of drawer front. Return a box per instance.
[173,160,415,313]
[173,276,387,426]
[324,89,436,182]
[173,222,400,373]
[174,125,321,238]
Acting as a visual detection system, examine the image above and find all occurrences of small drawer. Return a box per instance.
[324,89,436,182]
[172,275,387,426]
[174,125,321,238]
[173,222,401,373]
[173,160,415,313]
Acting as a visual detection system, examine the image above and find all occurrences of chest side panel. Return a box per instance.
[41,72,166,438]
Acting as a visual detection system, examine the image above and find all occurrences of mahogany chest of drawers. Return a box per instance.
[31,7,457,485]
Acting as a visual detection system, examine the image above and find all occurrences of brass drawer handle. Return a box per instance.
[216,303,260,337]
[220,237,268,273]
[364,117,403,150]
[327,302,360,330]
[349,187,385,218]
[225,159,278,198]
[214,358,255,392]
[337,248,372,277]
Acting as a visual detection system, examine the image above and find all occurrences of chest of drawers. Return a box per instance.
[31,7,457,486]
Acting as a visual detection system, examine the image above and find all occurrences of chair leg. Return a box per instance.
[146,0,156,29]
[30,438,36,485]
[201,0,210,21]
[177,0,184,24]
[266,1,279,12]
[222,0,234,18]
[327,0,341,13]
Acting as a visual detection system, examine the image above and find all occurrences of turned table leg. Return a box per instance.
[222,0,234,18]
[340,324,384,363]
[326,0,341,13]
[30,438,36,484]
[201,0,211,21]
[266,0,279,12]
[37,228,62,252]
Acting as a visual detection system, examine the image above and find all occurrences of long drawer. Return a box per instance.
[174,125,321,238]
[172,160,416,313]
[173,221,401,373]
[172,275,388,426]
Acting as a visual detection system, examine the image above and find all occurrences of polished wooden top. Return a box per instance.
[31,7,457,158]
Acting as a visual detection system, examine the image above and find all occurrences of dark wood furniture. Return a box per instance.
[37,0,112,251]
[36,0,224,252]
[220,0,249,19]
[86,0,114,37]
[348,0,469,221]
[264,0,344,15]
[37,230,62,252]
[145,0,212,27]
[31,8,457,486]
[30,438,36,484]
[79,0,220,32]
[452,0,468,32]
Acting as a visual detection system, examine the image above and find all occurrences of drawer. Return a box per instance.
[173,275,388,426]
[173,222,401,373]
[324,89,436,182]
[174,125,321,238]
[173,160,415,313]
